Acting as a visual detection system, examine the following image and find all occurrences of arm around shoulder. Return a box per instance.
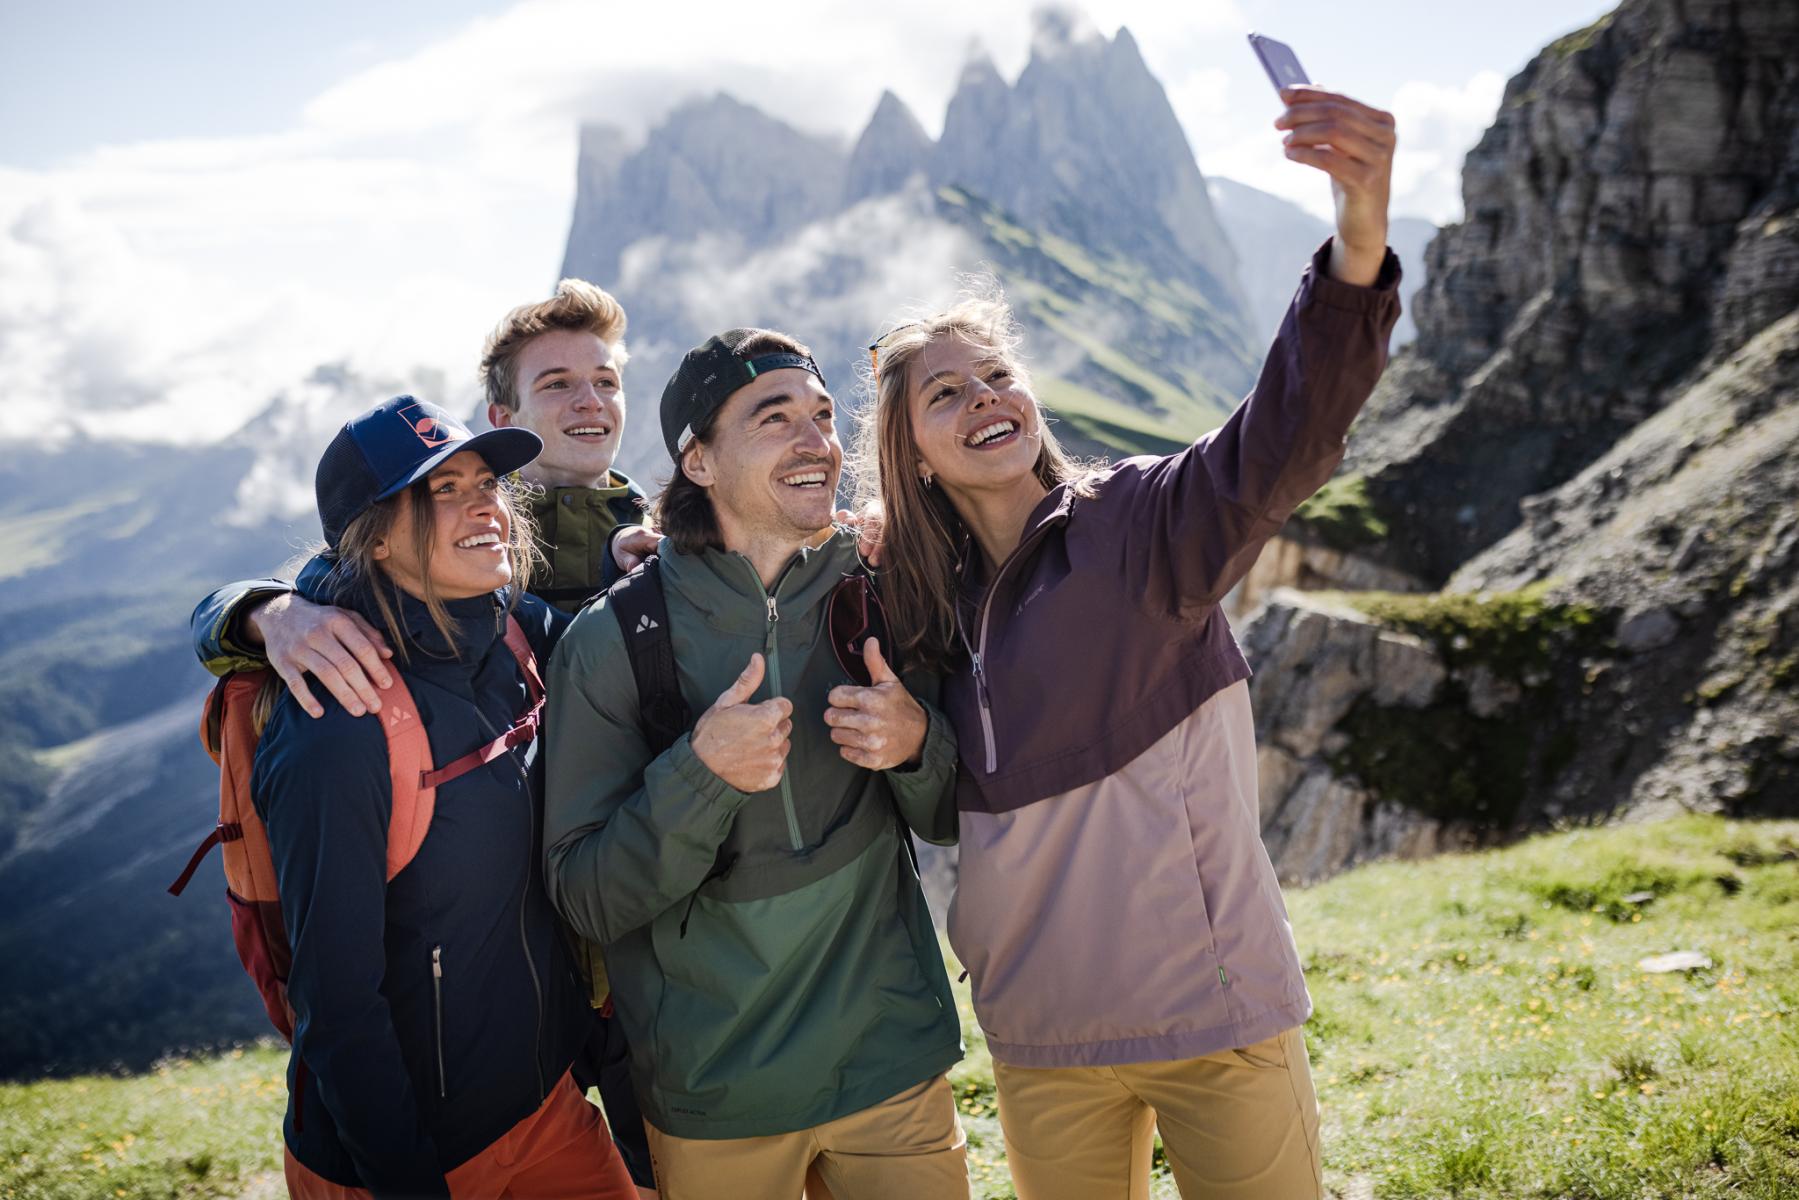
[191,578,295,676]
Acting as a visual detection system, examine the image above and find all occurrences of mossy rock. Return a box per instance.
[1293,473,1391,552]
[1332,582,1609,677]
[1319,584,1615,828]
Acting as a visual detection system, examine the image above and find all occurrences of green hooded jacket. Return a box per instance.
[526,473,647,613]
[542,528,963,1140]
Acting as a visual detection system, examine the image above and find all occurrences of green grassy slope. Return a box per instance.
[6,817,1794,1199]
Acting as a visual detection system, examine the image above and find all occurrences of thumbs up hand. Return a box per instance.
[824,638,928,771]
[692,653,793,793]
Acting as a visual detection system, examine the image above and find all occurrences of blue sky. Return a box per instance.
[0,0,1616,445]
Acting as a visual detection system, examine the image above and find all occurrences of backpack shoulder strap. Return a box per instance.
[607,557,690,755]
[171,672,272,897]
[372,675,434,881]
[499,614,546,708]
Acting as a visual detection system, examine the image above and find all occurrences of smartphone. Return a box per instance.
[1247,33,1311,92]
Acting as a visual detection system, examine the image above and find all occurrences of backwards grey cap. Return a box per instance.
[658,328,825,462]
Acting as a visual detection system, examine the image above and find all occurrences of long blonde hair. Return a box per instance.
[850,286,1098,672]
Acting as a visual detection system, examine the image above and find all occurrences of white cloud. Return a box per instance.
[1179,69,1506,227]
[1387,71,1507,224]
[0,0,1498,449]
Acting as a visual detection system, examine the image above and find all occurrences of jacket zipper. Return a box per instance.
[760,589,804,851]
[969,653,997,775]
[431,945,447,1099]
[956,519,1064,775]
[476,680,548,1100]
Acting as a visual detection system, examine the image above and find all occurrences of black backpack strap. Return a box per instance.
[606,557,691,755]
[536,584,600,607]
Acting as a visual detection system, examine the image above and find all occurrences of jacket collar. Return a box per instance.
[658,526,861,637]
[301,557,506,664]
[957,482,1076,592]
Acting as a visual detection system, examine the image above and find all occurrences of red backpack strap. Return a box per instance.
[378,674,435,881]
[501,615,546,709]
[416,616,546,790]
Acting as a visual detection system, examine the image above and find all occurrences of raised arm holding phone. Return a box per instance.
[849,39,1401,1200]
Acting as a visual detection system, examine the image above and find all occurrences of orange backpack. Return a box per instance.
[168,617,544,1041]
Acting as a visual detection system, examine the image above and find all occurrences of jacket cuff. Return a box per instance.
[1302,236,1403,313]
[887,700,955,784]
[193,580,295,676]
[667,732,754,812]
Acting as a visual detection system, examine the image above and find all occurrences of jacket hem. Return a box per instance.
[984,996,1311,1069]
[639,1038,963,1141]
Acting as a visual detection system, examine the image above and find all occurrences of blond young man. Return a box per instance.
[191,281,662,1197]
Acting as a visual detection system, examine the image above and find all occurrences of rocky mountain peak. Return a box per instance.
[846,89,934,204]
[931,20,1247,323]
[560,93,848,284]
[1029,4,1102,57]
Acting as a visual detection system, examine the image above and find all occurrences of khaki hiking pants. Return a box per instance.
[644,1074,969,1200]
[993,1027,1322,1200]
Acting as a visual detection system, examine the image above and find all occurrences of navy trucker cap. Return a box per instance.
[659,328,825,462]
[315,395,542,548]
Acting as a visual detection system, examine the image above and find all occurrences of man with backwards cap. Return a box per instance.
[542,328,968,1199]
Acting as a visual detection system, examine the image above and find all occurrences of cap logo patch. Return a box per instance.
[399,400,467,448]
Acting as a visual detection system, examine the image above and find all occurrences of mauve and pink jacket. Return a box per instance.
[943,239,1402,1069]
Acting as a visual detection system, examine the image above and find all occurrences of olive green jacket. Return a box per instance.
[543,529,963,1139]
[526,473,647,613]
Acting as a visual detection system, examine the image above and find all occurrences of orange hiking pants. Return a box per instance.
[283,1071,638,1199]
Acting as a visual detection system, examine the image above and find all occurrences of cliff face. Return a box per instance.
[934,15,1245,319]
[845,90,932,204]
[560,94,848,285]
[1246,0,1799,883]
[1343,0,1799,584]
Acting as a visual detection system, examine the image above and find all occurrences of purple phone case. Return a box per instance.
[1248,33,1311,92]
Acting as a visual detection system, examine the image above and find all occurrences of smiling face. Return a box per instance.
[680,368,841,550]
[375,450,515,601]
[489,328,625,488]
[908,335,1042,494]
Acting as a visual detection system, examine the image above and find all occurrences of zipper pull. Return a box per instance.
[765,596,779,624]
[433,946,443,978]
[972,653,993,708]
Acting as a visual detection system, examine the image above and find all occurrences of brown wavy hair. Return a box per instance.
[850,287,1098,672]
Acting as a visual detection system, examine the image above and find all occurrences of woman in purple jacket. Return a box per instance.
[853,86,1401,1199]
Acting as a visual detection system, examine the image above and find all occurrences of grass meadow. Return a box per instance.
[3,815,1795,1199]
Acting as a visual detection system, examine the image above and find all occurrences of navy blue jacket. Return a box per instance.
[251,569,584,1198]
